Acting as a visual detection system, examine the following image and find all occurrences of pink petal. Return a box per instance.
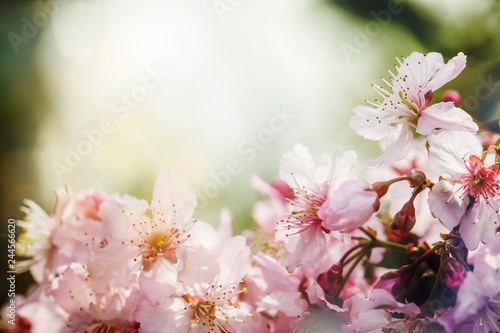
[139,257,181,305]
[134,298,188,333]
[417,102,478,136]
[151,165,196,222]
[257,292,307,317]
[285,225,326,272]
[319,181,378,233]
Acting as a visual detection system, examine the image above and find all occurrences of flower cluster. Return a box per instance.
[3,51,500,333]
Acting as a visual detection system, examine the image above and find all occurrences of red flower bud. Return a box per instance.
[372,181,391,198]
[317,263,343,300]
[391,201,416,237]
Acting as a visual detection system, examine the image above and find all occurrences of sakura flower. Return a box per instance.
[1,286,67,333]
[438,233,500,332]
[343,289,444,332]
[135,236,261,333]
[50,264,141,332]
[245,252,307,333]
[349,51,477,165]
[16,187,82,282]
[275,144,378,272]
[88,165,219,302]
[427,130,500,250]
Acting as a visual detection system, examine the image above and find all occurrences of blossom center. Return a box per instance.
[460,155,500,207]
[278,175,327,237]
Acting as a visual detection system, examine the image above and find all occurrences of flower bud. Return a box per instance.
[372,181,391,198]
[317,263,343,300]
[390,201,416,237]
[406,169,427,188]
[441,90,461,107]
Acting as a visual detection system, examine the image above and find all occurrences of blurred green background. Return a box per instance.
[1,0,500,305]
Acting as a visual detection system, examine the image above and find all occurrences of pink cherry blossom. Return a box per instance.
[87,165,220,302]
[349,51,477,165]
[50,264,141,332]
[16,187,107,283]
[275,143,357,272]
[427,130,500,250]
[135,236,262,333]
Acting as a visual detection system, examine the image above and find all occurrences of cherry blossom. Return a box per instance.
[349,51,477,165]
[427,130,500,250]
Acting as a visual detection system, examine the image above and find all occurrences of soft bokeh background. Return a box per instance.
[1,0,500,302]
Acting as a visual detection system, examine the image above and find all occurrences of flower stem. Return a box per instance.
[428,248,446,301]
[336,247,368,298]
[371,239,408,252]
[358,226,376,240]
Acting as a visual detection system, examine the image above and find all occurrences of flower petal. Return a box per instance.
[417,102,478,136]
[428,181,467,231]
[151,165,196,222]
[428,52,467,92]
[427,130,482,180]
[349,105,392,140]
[459,203,499,251]
[369,124,413,167]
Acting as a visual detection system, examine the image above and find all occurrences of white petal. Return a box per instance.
[460,203,499,251]
[151,165,196,222]
[285,225,326,272]
[428,181,467,230]
[349,105,392,140]
[139,257,180,305]
[428,52,467,92]
[369,124,413,167]
[327,148,357,193]
[279,144,316,188]
[427,130,482,180]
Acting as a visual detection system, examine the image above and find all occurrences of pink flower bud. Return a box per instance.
[406,169,427,188]
[440,90,461,107]
[390,201,416,237]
